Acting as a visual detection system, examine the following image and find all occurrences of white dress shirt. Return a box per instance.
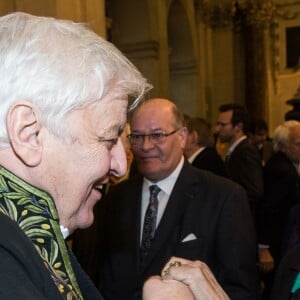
[140,156,184,243]
[227,135,247,157]
[187,147,205,164]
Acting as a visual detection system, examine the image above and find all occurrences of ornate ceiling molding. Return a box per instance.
[242,1,276,28]
[195,0,300,28]
[195,0,300,95]
[195,0,236,27]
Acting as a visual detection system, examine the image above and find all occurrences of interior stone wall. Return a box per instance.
[0,0,106,37]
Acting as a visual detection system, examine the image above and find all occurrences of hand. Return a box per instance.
[258,247,274,272]
[160,257,230,300]
[143,276,195,300]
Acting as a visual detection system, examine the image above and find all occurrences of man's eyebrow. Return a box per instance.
[131,128,165,133]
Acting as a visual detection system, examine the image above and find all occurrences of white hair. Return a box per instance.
[273,120,300,151]
[0,12,152,148]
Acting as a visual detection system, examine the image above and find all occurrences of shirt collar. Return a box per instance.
[188,147,205,163]
[228,135,247,154]
[143,156,184,196]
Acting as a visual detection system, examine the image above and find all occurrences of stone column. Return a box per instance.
[237,0,276,120]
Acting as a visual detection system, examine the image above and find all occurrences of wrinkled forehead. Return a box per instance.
[74,95,128,133]
[131,104,174,129]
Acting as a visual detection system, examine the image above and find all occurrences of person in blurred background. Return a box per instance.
[248,118,274,166]
[184,116,227,177]
[215,103,263,221]
[258,120,300,299]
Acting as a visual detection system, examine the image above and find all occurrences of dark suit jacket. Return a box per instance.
[0,213,103,299]
[270,244,300,300]
[258,151,300,262]
[259,140,274,166]
[98,161,259,300]
[191,147,227,177]
[226,138,263,215]
[282,204,300,257]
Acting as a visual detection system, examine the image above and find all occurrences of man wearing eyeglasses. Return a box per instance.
[98,98,259,300]
[215,103,263,221]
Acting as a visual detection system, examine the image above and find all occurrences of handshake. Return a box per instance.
[143,257,230,300]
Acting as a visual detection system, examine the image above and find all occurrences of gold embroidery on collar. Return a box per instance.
[0,166,83,299]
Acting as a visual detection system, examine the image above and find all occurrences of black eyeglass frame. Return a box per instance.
[127,129,180,145]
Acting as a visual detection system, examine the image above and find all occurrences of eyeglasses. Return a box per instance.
[127,129,179,146]
[216,121,231,127]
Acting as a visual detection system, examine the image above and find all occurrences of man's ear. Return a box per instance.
[191,130,198,145]
[6,102,42,166]
[235,122,243,132]
[179,127,188,147]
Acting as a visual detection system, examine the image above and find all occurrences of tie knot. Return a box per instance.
[149,185,161,197]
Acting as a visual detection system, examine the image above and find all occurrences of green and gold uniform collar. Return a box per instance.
[0,165,83,299]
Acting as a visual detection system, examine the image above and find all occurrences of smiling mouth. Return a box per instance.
[94,184,105,192]
[139,156,158,161]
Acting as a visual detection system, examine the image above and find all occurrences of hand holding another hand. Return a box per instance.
[143,257,230,300]
[143,276,195,300]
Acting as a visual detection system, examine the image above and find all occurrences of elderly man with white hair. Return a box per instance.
[258,120,300,299]
[0,11,150,299]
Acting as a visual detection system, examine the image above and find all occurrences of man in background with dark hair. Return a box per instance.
[215,103,263,220]
[249,118,274,166]
[184,116,227,177]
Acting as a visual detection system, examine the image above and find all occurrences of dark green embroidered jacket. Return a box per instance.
[0,165,83,299]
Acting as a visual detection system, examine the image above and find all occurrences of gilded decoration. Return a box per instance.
[196,0,300,94]
[270,2,300,93]
[195,0,236,27]
[195,1,300,28]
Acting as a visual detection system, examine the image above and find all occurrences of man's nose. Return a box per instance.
[214,125,220,134]
[110,138,127,178]
[141,135,155,149]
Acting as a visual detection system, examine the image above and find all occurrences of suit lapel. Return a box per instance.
[112,176,144,277]
[131,176,144,273]
[230,138,247,158]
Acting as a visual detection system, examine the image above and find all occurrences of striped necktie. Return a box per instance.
[140,185,161,266]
